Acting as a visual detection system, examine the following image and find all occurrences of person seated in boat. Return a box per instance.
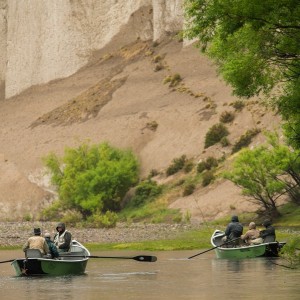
[44,232,59,258]
[241,222,263,245]
[222,215,243,247]
[22,227,50,256]
[259,219,276,242]
[53,222,72,253]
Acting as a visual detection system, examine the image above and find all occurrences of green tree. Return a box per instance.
[224,135,300,217]
[184,0,300,148]
[43,142,139,217]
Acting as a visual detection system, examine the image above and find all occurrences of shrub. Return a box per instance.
[131,180,163,207]
[166,155,187,176]
[202,171,215,187]
[231,128,261,153]
[184,161,194,173]
[154,63,164,72]
[163,73,182,87]
[146,121,158,131]
[231,100,245,111]
[183,183,196,196]
[220,111,235,123]
[204,123,229,148]
[43,142,139,217]
[220,137,230,147]
[148,169,159,178]
[87,211,118,228]
[197,157,218,173]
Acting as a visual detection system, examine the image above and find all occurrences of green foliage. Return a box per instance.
[130,180,163,207]
[183,182,195,196]
[61,210,83,225]
[43,142,139,218]
[224,135,300,217]
[231,128,261,153]
[184,0,300,149]
[220,137,230,147]
[86,211,118,228]
[197,156,218,174]
[166,155,187,176]
[204,123,229,148]
[183,161,194,173]
[202,171,215,186]
[279,236,300,269]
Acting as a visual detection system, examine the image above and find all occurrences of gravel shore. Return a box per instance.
[0,222,202,247]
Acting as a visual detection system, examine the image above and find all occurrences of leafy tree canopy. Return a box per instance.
[224,133,300,217]
[184,0,300,148]
[43,142,139,217]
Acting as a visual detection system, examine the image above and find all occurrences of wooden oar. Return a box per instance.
[0,258,16,264]
[59,254,157,262]
[188,237,240,259]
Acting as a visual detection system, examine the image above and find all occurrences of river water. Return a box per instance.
[0,250,299,299]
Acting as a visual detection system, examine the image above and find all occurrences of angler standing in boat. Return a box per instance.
[54,222,72,252]
[22,228,49,256]
[222,215,243,246]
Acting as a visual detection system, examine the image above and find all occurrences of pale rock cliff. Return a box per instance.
[1,0,183,100]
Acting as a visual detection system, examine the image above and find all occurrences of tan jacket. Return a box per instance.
[22,236,49,255]
[241,229,260,244]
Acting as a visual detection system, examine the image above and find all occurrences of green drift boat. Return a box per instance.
[11,240,90,276]
[211,230,285,259]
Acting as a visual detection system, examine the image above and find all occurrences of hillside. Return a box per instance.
[0,35,281,221]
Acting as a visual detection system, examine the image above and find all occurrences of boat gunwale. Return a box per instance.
[211,229,279,251]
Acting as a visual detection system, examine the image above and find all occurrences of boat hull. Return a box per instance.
[12,257,88,276]
[211,230,285,259]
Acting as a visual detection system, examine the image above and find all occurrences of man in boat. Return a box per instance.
[44,232,59,258]
[22,228,50,256]
[260,219,276,242]
[53,222,72,252]
[241,222,262,245]
[222,215,243,246]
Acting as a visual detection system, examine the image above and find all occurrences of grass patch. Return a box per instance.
[276,203,300,226]
[84,228,213,251]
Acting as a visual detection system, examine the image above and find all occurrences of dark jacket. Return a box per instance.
[225,216,243,239]
[260,221,276,242]
[45,237,59,258]
[54,222,72,252]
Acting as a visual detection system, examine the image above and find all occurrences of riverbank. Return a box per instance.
[0,222,204,248]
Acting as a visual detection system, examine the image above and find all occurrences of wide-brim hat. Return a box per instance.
[34,228,41,235]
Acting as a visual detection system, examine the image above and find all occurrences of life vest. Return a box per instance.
[54,230,70,248]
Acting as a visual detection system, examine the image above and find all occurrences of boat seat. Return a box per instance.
[25,249,43,258]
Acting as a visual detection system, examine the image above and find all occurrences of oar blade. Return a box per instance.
[133,255,157,262]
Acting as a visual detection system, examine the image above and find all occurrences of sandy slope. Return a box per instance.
[0,36,281,221]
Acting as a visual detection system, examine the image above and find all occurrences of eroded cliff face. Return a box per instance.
[1,0,183,100]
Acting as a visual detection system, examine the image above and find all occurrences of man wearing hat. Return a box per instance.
[22,228,49,255]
